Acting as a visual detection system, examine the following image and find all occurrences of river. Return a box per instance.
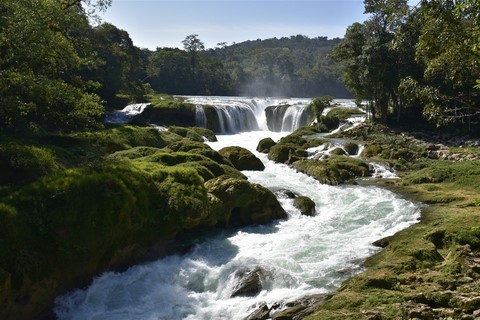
[55,97,420,320]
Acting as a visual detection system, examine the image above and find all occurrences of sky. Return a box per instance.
[99,0,369,50]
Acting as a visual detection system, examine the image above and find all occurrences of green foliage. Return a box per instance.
[333,0,479,128]
[89,23,148,108]
[211,36,349,97]
[309,96,335,122]
[0,0,105,133]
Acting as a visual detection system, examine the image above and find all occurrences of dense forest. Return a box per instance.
[147,35,350,97]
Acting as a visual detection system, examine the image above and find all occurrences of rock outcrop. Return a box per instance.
[206,176,287,226]
[219,146,265,171]
[293,196,316,216]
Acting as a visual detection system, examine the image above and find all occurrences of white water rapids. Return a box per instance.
[55,97,420,320]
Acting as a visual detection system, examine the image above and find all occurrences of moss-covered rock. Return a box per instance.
[326,107,365,120]
[343,142,359,155]
[73,125,170,156]
[293,196,316,216]
[219,146,265,171]
[166,140,233,166]
[135,97,196,127]
[168,126,217,142]
[268,144,304,164]
[205,176,287,227]
[0,142,65,186]
[330,147,347,156]
[256,137,277,153]
[293,156,371,185]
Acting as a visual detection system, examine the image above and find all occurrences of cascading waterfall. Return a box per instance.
[280,105,307,132]
[185,96,310,133]
[105,103,150,124]
[55,97,419,320]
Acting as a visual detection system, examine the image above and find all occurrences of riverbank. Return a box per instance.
[303,124,480,320]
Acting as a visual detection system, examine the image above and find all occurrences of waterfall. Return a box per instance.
[105,103,150,124]
[280,105,307,132]
[195,105,207,128]
[186,96,311,133]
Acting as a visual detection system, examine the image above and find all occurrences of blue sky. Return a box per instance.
[99,0,370,50]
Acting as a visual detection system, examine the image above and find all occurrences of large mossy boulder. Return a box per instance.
[135,99,196,127]
[268,143,308,164]
[219,146,265,171]
[256,137,277,153]
[293,156,371,185]
[168,126,217,142]
[344,142,360,155]
[205,176,287,227]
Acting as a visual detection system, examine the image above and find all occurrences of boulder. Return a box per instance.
[343,142,359,155]
[293,196,316,216]
[206,176,287,227]
[293,156,371,185]
[330,147,347,156]
[219,146,265,171]
[257,138,277,153]
[230,267,268,297]
[274,189,297,199]
[268,144,307,164]
[245,303,270,320]
[270,294,330,320]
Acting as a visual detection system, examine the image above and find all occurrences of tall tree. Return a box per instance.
[182,34,205,72]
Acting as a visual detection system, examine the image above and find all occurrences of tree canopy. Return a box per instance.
[331,0,480,129]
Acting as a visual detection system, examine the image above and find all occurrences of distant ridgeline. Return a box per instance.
[146,36,351,98]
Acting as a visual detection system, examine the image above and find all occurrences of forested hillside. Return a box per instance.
[145,35,350,98]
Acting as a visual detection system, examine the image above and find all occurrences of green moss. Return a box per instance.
[191,127,217,142]
[330,147,347,156]
[205,176,287,227]
[219,146,265,171]
[73,125,169,157]
[293,156,370,185]
[303,138,330,149]
[166,140,233,166]
[167,126,217,142]
[139,95,196,127]
[0,142,65,187]
[326,107,365,120]
[0,162,212,295]
[343,142,359,155]
[256,137,277,153]
[268,143,307,164]
[403,160,480,192]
